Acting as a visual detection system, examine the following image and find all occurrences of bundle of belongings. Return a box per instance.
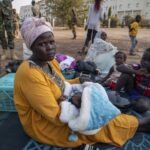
[76,60,100,82]
[85,38,118,77]
[59,81,121,141]
[55,54,76,70]
[55,53,99,81]
[55,53,77,79]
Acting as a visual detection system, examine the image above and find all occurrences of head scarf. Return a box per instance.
[21,17,53,49]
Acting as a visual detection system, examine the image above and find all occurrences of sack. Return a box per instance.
[84,39,117,76]
[76,60,97,73]
[76,61,98,81]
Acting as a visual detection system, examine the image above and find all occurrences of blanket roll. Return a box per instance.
[60,82,121,135]
[69,82,121,135]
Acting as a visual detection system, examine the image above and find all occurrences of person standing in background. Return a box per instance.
[71,9,77,40]
[0,0,17,60]
[80,0,103,55]
[12,9,20,39]
[31,0,41,18]
[128,15,141,55]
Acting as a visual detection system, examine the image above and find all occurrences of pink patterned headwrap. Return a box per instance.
[21,17,53,49]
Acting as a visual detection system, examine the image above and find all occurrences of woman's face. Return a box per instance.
[31,32,56,62]
[141,50,150,72]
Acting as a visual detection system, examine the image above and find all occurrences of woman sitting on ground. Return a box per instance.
[14,17,150,148]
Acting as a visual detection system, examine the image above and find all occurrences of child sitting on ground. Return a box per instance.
[94,31,107,41]
[99,51,127,90]
[116,48,150,100]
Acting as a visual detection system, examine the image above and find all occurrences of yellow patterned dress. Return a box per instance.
[14,59,138,147]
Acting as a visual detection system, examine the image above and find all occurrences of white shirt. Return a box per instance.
[86,4,103,31]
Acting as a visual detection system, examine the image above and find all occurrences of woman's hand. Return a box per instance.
[58,95,68,104]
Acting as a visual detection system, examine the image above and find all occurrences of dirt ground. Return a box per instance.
[0,27,150,75]
[53,27,150,63]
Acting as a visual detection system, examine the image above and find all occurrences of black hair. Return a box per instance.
[31,0,35,5]
[115,51,127,61]
[94,0,102,12]
[135,15,141,22]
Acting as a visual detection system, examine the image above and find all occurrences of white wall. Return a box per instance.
[19,5,32,21]
[19,0,50,22]
[103,0,150,22]
[142,0,150,20]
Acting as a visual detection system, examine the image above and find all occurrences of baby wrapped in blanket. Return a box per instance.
[59,82,121,141]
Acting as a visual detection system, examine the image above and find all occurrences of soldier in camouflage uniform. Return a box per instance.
[31,0,41,18]
[71,9,77,40]
[0,0,17,60]
[12,8,20,39]
[0,1,8,59]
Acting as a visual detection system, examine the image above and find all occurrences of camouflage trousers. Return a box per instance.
[0,14,15,49]
[72,25,77,39]
[13,21,19,37]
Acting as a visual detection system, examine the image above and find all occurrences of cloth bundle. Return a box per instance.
[60,82,121,139]
[85,39,118,76]
[55,54,76,71]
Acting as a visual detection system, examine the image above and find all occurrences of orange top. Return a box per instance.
[129,21,139,36]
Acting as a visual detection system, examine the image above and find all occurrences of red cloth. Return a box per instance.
[135,74,150,97]
[109,80,117,90]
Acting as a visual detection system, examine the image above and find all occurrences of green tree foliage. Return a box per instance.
[47,0,86,26]
[140,18,150,28]
[110,15,119,28]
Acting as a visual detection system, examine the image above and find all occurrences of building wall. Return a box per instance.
[19,0,50,22]
[103,0,150,22]
[19,5,32,22]
[38,0,47,17]
[143,0,150,20]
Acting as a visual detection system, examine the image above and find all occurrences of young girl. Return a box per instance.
[100,51,127,90]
